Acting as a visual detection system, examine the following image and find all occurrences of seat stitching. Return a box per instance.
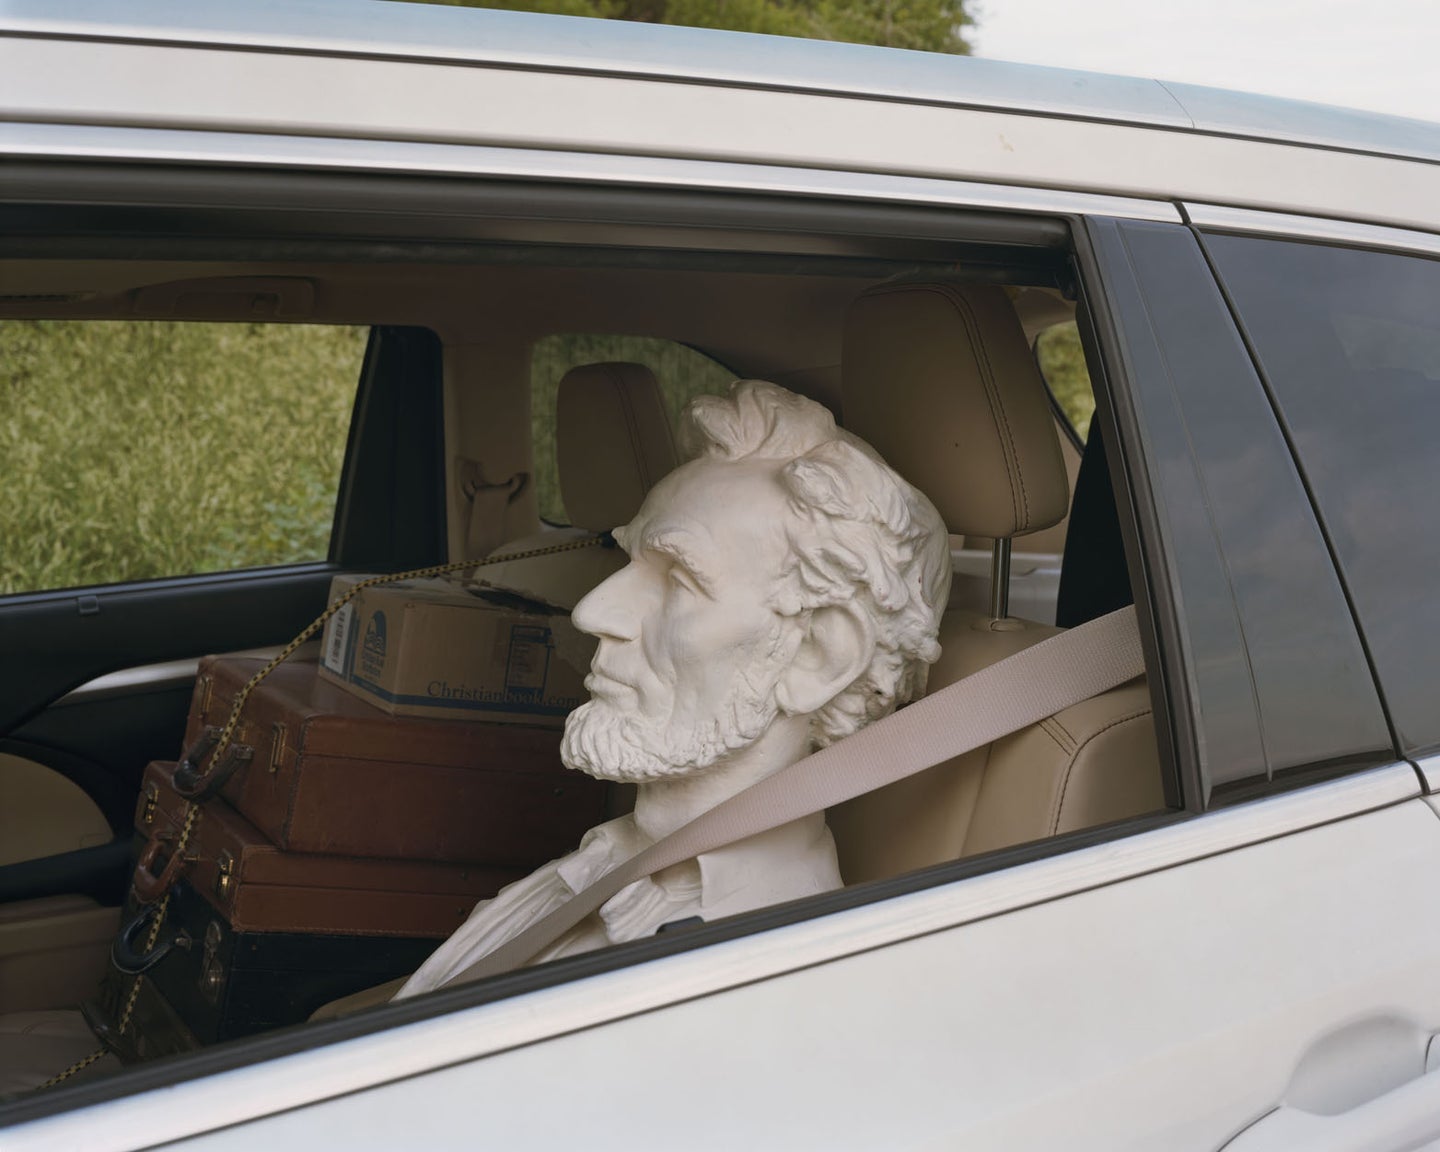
[867,281,1029,528]
[604,366,647,495]
[1048,708,1153,835]
[1039,715,1076,754]
[943,286,1028,531]
[952,742,994,854]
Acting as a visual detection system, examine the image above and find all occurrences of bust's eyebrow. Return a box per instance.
[641,525,717,594]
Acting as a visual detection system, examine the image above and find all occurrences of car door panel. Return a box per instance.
[0,567,334,807]
[1220,1017,1440,1151]
[65,783,1437,1152]
[0,754,111,868]
[0,569,337,908]
[0,51,1423,1143]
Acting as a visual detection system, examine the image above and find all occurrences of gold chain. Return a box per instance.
[35,536,606,1091]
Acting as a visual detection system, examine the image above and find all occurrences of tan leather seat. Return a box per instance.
[828,283,1165,884]
[0,1010,119,1095]
[480,362,679,609]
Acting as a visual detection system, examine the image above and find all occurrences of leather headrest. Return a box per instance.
[842,284,1069,539]
[557,362,678,531]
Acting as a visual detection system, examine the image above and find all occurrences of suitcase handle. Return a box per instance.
[172,736,254,802]
[175,726,220,781]
[131,830,193,904]
[111,903,189,976]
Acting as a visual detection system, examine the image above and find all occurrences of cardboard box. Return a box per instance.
[318,574,592,726]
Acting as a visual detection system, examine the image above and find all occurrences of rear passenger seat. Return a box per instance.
[478,361,678,609]
[827,283,1165,883]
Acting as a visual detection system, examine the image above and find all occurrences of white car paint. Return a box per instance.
[4,4,1439,1148]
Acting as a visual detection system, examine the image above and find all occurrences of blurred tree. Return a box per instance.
[410,0,972,54]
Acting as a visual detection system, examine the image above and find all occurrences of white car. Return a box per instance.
[2,2,1439,1148]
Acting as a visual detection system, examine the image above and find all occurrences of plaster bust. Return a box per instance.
[396,380,951,997]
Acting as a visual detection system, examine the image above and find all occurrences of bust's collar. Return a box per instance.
[554,810,835,940]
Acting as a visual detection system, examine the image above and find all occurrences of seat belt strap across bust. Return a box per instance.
[443,604,1145,989]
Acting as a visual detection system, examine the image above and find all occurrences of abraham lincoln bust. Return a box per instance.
[397,380,950,995]
[0,381,948,1089]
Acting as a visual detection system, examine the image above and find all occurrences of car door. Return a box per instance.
[8,199,1435,1152]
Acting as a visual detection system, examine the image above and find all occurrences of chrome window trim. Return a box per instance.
[53,658,201,705]
[4,4,1439,168]
[10,762,1416,1152]
[0,122,1183,224]
[1185,202,1440,258]
[54,642,319,707]
[0,7,1194,132]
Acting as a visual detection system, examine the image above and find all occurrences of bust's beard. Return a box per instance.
[561,680,781,783]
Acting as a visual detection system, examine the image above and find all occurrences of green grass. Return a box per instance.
[1035,321,1095,442]
[0,321,366,595]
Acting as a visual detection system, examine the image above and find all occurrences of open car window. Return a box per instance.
[12,164,1405,1142]
[0,179,1173,1098]
[0,321,366,596]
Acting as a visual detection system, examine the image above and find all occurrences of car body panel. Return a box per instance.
[3,15,1440,233]
[2,4,1438,1145]
[6,0,1440,168]
[4,767,1429,1150]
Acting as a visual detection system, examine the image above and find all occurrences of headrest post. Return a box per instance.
[989,537,1012,621]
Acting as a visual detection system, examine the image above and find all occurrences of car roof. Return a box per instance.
[4,0,1439,167]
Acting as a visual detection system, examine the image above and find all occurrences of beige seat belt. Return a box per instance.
[442,604,1144,990]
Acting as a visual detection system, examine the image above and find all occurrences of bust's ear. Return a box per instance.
[774,602,875,718]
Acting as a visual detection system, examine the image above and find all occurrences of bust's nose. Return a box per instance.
[571,564,641,642]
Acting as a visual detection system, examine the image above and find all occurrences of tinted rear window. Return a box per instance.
[1205,233,1440,758]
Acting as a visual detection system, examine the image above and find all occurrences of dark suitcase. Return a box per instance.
[181,655,606,865]
[134,759,523,937]
[112,761,525,1046]
[104,882,448,1049]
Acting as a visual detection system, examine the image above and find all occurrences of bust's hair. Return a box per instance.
[680,381,951,746]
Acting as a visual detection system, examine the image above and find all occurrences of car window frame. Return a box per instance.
[0,317,371,600]
[0,156,1203,1129]
[0,321,446,735]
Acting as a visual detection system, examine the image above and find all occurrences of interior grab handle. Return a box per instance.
[1221,1063,1440,1152]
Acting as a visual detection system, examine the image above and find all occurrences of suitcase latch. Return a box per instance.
[141,782,158,826]
[269,722,288,774]
[195,674,213,721]
[199,920,226,1002]
[214,850,236,904]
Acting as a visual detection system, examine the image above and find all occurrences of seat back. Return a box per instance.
[481,362,678,609]
[556,361,678,535]
[828,284,1162,883]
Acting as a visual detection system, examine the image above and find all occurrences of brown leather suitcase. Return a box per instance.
[134,760,523,937]
[180,655,606,865]
[111,762,534,1048]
